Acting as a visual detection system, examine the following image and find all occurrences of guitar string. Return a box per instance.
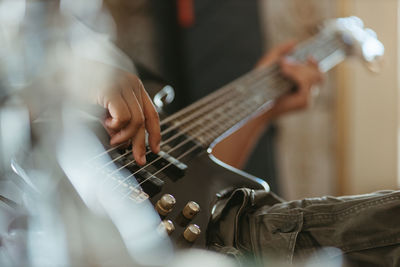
[118,94,279,199]
[89,33,338,161]
[119,85,291,200]
[95,65,283,169]
[98,38,346,196]
[88,65,274,165]
[158,31,334,126]
[158,66,272,126]
[118,39,346,198]
[158,67,280,136]
[89,34,337,162]
[101,68,283,173]
[97,36,342,170]
[109,75,288,190]
[91,35,340,169]
[97,89,265,189]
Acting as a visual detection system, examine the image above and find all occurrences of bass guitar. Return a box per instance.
[61,17,385,250]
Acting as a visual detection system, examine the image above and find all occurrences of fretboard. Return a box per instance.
[161,32,348,149]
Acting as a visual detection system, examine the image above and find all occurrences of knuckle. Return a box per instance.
[130,74,144,88]
[120,113,131,123]
[153,132,161,143]
[134,114,145,127]
[114,114,131,125]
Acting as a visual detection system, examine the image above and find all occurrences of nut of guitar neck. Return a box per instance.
[155,194,176,216]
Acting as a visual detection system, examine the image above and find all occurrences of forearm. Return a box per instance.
[211,109,275,169]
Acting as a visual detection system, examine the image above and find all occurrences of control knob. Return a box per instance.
[159,220,175,235]
[155,194,176,216]
[182,201,200,220]
[183,224,201,242]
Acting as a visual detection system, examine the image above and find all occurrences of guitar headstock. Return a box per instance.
[323,16,385,72]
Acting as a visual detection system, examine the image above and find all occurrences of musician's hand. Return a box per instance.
[257,41,323,117]
[271,57,323,117]
[98,72,161,166]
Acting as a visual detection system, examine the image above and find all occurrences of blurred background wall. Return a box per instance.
[259,0,400,199]
[337,0,400,195]
[259,0,338,200]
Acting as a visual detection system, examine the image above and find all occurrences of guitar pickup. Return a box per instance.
[123,165,164,198]
[107,149,164,198]
[135,169,164,198]
[148,151,187,181]
[149,151,187,180]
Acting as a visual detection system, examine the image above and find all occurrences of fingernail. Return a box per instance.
[141,155,146,165]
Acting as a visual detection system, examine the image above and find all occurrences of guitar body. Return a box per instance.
[148,149,269,248]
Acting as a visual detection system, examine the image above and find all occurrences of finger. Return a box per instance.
[104,93,131,131]
[132,124,147,166]
[129,74,144,105]
[307,57,324,83]
[116,85,147,165]
[272,40,297,57]
[103,124,117,137]
[280,59,306,85]
[141,86,161,154]
[281,58,322,85]
[257,40,297,67]
[307,56,319,68]
[273,87,311,115]
[109,86,144,147]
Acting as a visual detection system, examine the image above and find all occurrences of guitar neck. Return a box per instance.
[161,32,348,149]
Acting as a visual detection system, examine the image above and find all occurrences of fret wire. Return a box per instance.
[164,37,346,147]
[191,78,290,143]
[198,40,346,146]
[159,67,280,136]
[162,34,338,127]
[160,65,275,125]
[160,90,243,136]
[161,66,285,138]
[203,79,283,138]
[183,74,289,142]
